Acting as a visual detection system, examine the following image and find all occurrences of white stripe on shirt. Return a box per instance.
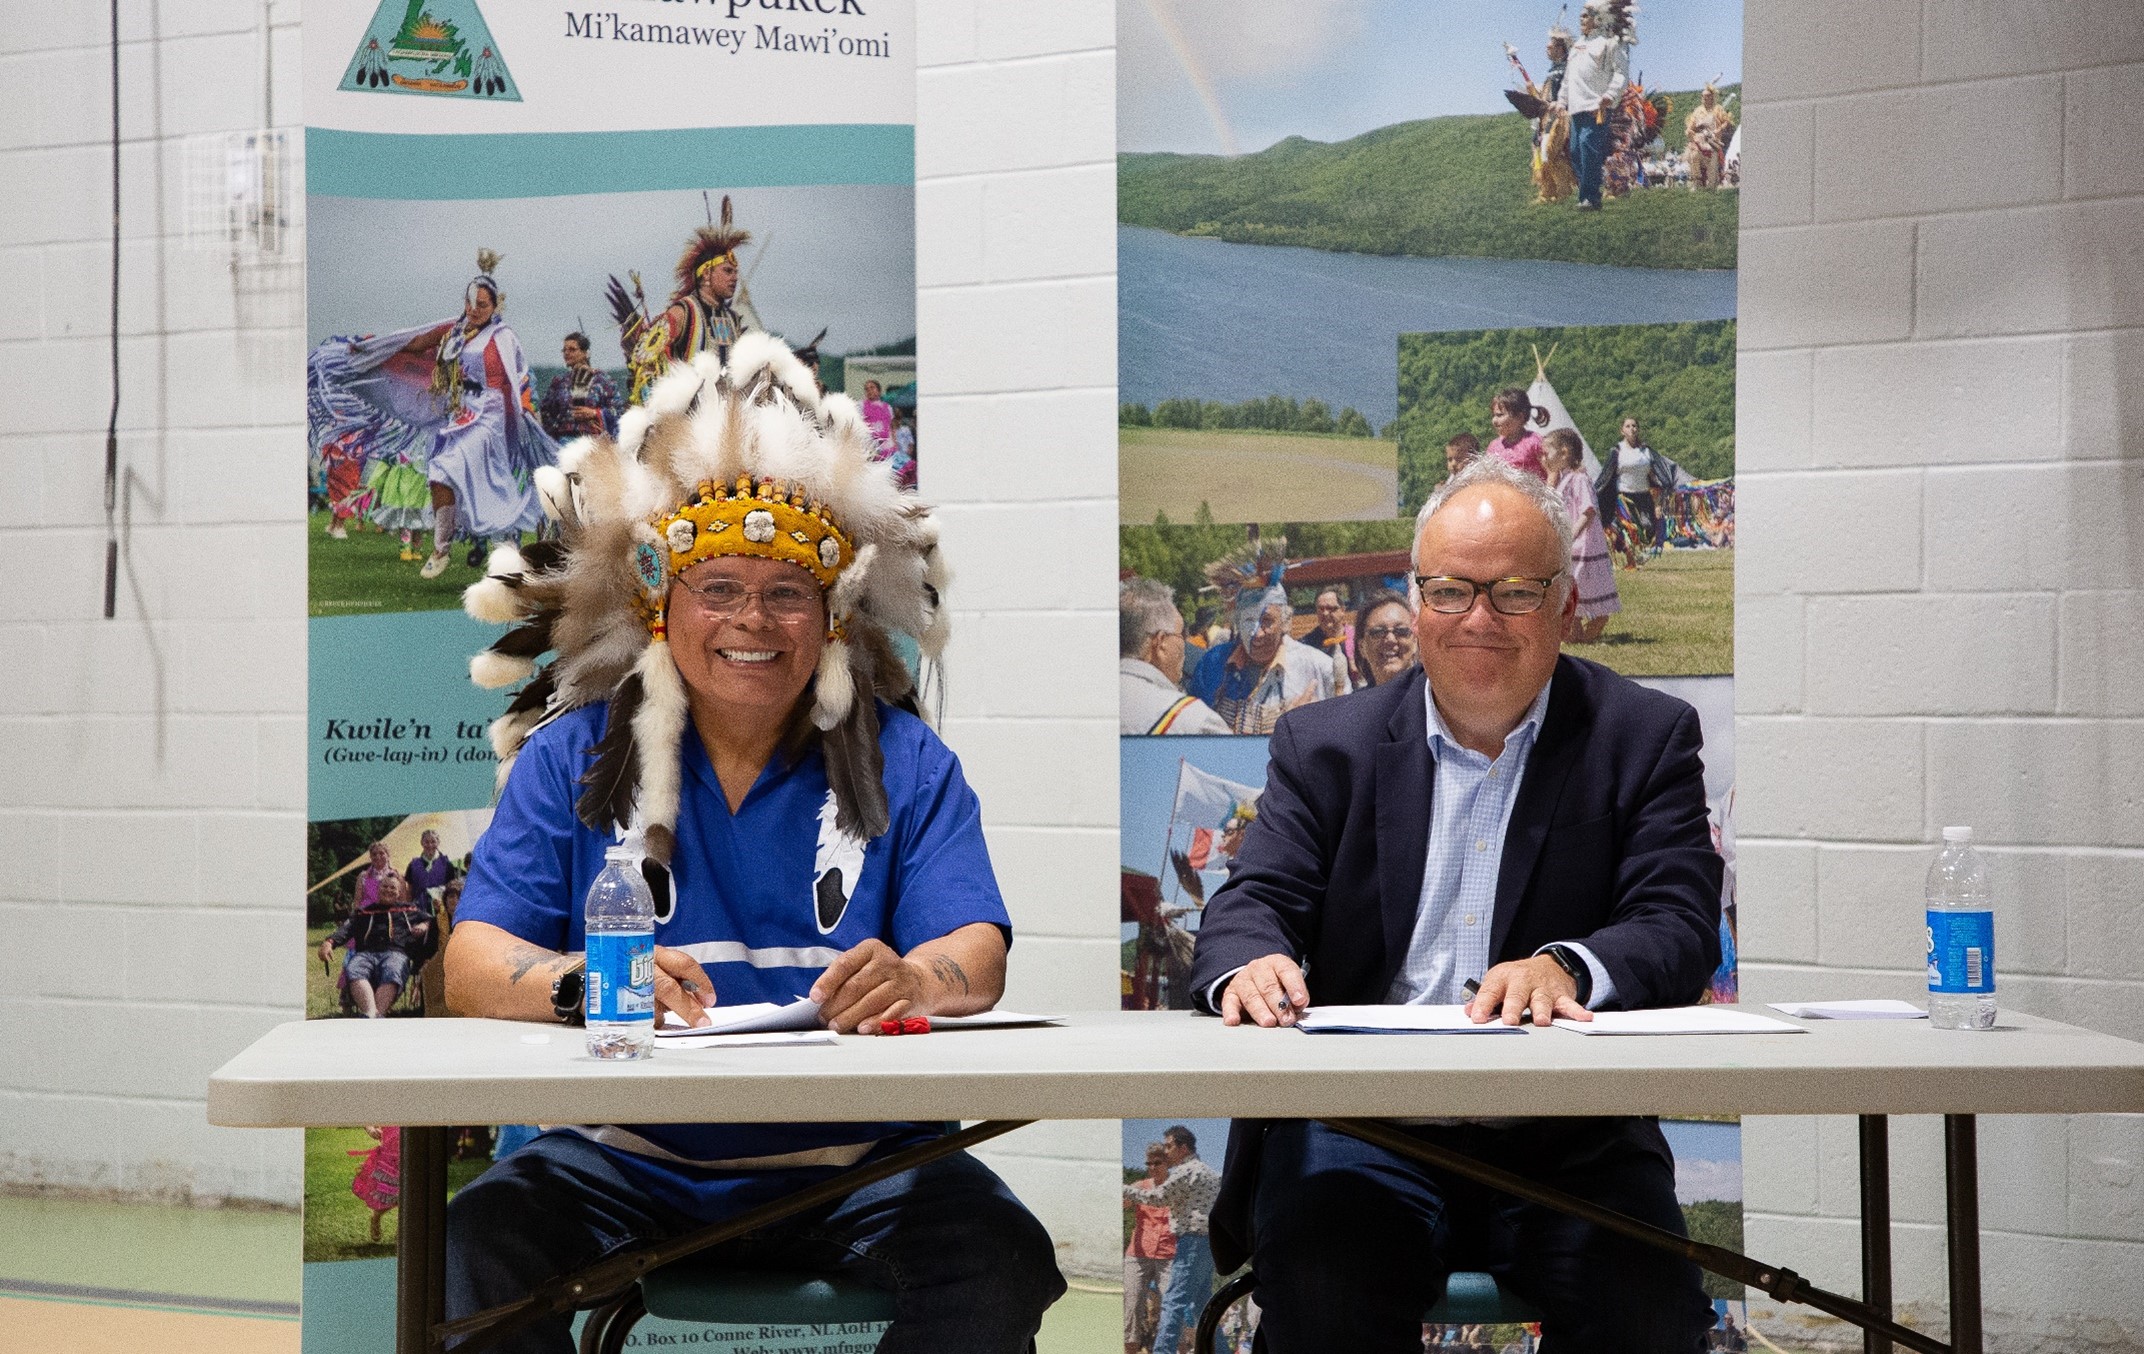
[677,940,845,970]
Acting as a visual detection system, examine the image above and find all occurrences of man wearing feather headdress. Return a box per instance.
[1185,540,1338,736]
[439,335,1063,1352]
[1683,81,1735,190]
[610,196,767,405]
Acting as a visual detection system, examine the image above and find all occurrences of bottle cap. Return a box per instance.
[1941,825,1972,842]
[606,827,648,863]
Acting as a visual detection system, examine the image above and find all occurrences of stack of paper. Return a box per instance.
[1766,1000,1926,1020]
[657,997,822,1038]
[1551,1007,1806,1036]
[655,1002,1064,1042]
[1296,1004,1527,1035]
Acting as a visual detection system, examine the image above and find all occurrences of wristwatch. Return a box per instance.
[551,961,587,1026]
[1542,944,1592,1007]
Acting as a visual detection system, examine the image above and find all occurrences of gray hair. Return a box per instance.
[1412,455,1575,577]
[1120,576,1185,657]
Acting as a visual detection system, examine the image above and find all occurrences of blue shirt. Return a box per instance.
[458,700,1010,1217]
[1385,678,1615,1007]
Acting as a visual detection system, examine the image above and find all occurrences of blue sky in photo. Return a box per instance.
[1121,0,1744,155]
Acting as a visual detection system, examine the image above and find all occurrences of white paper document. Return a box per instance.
[656,996,821,1037]
[1297,1004,1528,1034]
[1551,1007,1807,1036]
[655,1029,840,1050]
[656,1002,1061,1039]
[1767,999,1927,1021]
[924,1011,1063,1030]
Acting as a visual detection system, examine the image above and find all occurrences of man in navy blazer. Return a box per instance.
[1188,457,1722,1353]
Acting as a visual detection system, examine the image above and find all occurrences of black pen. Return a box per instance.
[1462,977,1532,1024]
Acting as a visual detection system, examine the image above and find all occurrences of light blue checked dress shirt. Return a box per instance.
[1385,678,1616,1008]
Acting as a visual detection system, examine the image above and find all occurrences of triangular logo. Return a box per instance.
[340,0,520,101]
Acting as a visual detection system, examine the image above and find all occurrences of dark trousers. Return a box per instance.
[1570,112,1612,205]
[1249,1120,1713,1354]
[445,1131,1064,1353]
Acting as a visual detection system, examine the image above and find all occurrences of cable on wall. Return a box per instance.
[100,0,120,619]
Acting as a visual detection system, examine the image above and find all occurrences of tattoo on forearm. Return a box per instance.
[929,954,970,995]
[507,941,565,986]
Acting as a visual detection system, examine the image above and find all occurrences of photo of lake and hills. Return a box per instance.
[1118,0,1742,525]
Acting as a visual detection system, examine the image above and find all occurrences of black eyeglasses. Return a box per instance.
[1414,573,1564,616]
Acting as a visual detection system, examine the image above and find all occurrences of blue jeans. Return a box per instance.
[1149,1230,1214,1354]
[1570,110,1611,205]
[445,1131,1064,1353]
[1250,1120,1712,1354]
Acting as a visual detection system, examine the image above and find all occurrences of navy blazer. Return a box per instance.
[1187,655,1724,1269]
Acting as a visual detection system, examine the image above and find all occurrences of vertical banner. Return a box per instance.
[302,3,915,1350]
[1118,2,1744,1348]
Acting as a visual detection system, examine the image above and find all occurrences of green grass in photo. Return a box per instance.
[1120,86,1741,272]
[1575,548,1732,678]
[308,510,524,617]
[1120,426,1399,525]
[303,1128,492,1264]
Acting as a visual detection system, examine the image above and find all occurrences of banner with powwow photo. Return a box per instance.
[1124,758,1263,1011]
[1118,0,1747,1346]
[301,2,917,1350]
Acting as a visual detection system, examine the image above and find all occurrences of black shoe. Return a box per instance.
[466,541,485,568]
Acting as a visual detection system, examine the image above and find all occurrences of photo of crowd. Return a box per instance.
[306,185,919,615]
[1120,520,1421,738]
[302,809,498,1262]
[1121,1119,1237,1354]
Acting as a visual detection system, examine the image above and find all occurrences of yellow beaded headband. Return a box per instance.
[635,474,855,637]
[695,252,738,279]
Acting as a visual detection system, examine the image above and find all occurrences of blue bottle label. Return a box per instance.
[1926,910,1995,994]
[586,932,655,1023]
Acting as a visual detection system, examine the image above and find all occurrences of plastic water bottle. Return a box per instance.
[1925,826,1996,1030]
[585,844,656,1059]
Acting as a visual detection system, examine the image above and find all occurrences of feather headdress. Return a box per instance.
[1580,0,1636,40]
[464,334,948,919]
[672,195,752,299]
[1204,536,1292,622]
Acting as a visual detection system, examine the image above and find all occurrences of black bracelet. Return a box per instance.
[1543,944,1591,1007]
[551,962,587,1026]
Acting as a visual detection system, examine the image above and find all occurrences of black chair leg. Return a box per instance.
[1197,1271,1258,1354]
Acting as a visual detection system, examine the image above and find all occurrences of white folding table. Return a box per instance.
[208,1009,2144,1354]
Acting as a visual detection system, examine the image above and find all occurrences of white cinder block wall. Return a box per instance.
[1735,1,2144,1347]
[6,0,2140,1328]
[0,0,310,1204]
[915,0,1122,1280]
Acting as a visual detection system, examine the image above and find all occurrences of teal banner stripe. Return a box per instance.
[306,124,914,200]
[308,611,510,822]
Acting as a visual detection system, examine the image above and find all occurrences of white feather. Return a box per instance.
[631,642,691,840]
[615,407,650,462]
[647,362,703,418]
[462,575,523,625]
[830,542,876,615]
[813,637,855,730]
[558,437,594,477]
[470,650,536,689]
[533,465,573,525]
[485,542,525,578]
